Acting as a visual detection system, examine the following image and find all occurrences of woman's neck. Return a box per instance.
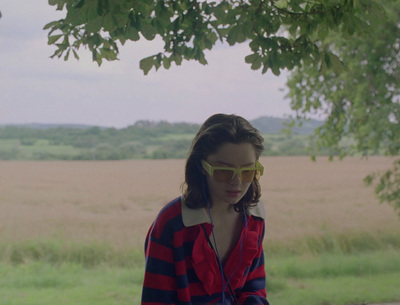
[207,202,240,225]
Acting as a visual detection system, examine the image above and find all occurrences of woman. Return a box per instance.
[141,114,270,305]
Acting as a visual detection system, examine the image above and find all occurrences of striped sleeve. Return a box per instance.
[141,200,183,305]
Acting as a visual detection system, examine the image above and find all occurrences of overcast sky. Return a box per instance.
[0,0,294,128]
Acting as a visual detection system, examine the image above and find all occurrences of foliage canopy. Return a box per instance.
[286,0,400,216]
[45,0,386,75]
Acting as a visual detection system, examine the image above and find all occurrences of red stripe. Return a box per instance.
[188,281,208,296]
[151,200,182,239]
[143,272,176,290]
[249,263,267,279]
[145,241,174,263]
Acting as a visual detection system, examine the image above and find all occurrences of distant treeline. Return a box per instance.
[0,117,324,160]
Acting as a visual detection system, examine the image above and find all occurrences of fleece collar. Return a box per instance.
[181,195,266,227]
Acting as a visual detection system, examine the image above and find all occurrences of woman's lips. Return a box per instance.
[226,190,241,197]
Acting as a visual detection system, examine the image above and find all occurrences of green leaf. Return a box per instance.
[317,23,329,40]
[48,0,62,6]
[215,27,230,41]
[227,25,246,45]
[364,174,375,186]
[213,5,227,23]
[141,23,157,41]
[252,57,262,70]
[92,50,102,66]
[100,47,112,60]
[163,57,171,69]
[135,1,153,16]
[245,53,257,64]
[72,49,80,60]
[154,53,162,71]
[157,6,173,29]
[140,55,155,75]
[126,26,140,41]
[56,2,64,10]
[274,0,288,9]
[103,14,116,31]
[48,34,63,45]
[183,47,194,59]
[311,155,316,162]
[205,32,218,49]
[43,20,59,30]
[245,53,262,70]
[171,53,183,66]
[261,60,269,74]
[198,52,208,65]
[64,49,71,61]
[75,0,85,9]
[249,39,259,52]
[87,0,100,21]
[328,52,345,74]
[85,17,103,33]
[50,48,63,59]
[324,52,331,68]
[271,65,281,76]
[97,0,110,16]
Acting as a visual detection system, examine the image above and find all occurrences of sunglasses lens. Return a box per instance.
[213,169,257,182]
[203,159,262,183]
[213,169,235,182]
[241,170,256,182]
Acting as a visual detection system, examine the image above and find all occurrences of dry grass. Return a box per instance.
[0,157,399,250]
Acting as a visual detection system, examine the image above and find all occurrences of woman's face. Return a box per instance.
[205,142,257,208]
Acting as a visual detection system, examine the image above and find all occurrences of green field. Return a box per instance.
[0,133,319,161]
[0,139,81,160]
[1,233,400,305]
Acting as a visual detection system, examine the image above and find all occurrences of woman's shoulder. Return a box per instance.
[158,196,182,218]
[149,197,184,235]
[247,202,266,235]
[247,201,266,221]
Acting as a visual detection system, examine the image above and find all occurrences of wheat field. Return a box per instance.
[1,156,399,250]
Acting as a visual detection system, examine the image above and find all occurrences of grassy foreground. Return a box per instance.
[1,233,400,305]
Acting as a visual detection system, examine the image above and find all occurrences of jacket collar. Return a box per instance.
[181,195,266,227]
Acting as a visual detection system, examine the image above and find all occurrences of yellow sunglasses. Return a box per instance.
[201,160,264,183]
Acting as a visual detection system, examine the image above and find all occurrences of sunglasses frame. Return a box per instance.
[201,160,264,182]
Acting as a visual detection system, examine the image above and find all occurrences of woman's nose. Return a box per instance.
[229,173,241,185]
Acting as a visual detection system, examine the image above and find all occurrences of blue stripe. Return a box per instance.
[150,200,185,248]
[186,267,199,283]
[172,239,193,262]
[141,287,176,304]
[146,256,175,277]
[242,276,266,292]
[244,250,264,277]
[176,273,189,290]
[190,291,223,304]
[242,294,270,305]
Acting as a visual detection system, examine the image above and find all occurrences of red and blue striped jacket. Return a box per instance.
[141,197,270,305]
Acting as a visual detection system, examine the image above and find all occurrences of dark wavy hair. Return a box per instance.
[182,113,264,212]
